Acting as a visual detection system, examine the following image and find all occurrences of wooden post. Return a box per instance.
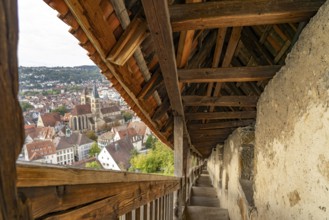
[0,0,31,219]
[174,116,183,220]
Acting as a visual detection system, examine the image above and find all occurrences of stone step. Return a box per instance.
[195,177,212,187]
[192,187,217,198]
[190,196,220,207]
[186,206,229,220]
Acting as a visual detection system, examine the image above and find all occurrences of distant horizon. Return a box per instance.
[18,0,94,67]
[19,65,98,68]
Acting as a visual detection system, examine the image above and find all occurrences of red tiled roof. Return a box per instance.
[118,127,138,140]
[71,104,92,116]
[25,127,55,140]
[128,121,147,136]
[26,140,56,161]
[40,112,61,127]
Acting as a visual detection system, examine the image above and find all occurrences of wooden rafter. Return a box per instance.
[186,111,256,120]
[179,66,281,83]
[141,0,201,156]
[188,120,255,130]
[170,0,325,31]
[183,96,258,107]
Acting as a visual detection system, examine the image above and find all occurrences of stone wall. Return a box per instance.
[207,127,256,220]
[254,1,329,219]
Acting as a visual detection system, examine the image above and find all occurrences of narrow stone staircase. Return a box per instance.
[186,169,229,220]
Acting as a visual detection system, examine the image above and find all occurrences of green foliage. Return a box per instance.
[20,101,34,112]
[52,105,68,116]
[85,130,98,141]
[122,111,133,122]
[89,142,101,157]
[145,135,157,149]
[41,90,60,96]
[129,140,174,175]
[85,161,102,169]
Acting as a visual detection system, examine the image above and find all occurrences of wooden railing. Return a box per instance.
[16,161,203,219]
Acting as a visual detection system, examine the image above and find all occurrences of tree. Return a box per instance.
[129,139,174,175]
[122,111,133,122]
[145,135,156,149]
[20,101,34,112]
[89,142,101,157]
[85,161,102,169]
[85,130,98,141]
[52,105,68,116]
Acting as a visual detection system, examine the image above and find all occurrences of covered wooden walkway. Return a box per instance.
[0,0,326,219]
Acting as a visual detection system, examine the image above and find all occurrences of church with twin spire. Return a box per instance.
[68,83,123,132]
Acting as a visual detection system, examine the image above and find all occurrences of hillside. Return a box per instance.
[19,66,102,90]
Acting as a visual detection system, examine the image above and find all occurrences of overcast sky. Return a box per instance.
[18,0,94,67]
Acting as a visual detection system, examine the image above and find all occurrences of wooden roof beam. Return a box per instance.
[141,0,202,156]
[186,111,256,120]
[188,119,255,130]
[179,65,281,83]
[183,96,258,107]
[170,0,325,31]
[107,17,148,66]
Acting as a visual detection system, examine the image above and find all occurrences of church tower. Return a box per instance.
[91,82,100,118]
[80,88,87,104]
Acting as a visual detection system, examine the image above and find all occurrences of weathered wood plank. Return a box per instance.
[170,0,325,31]
[137,69,162,100]
[141,0,183,116]
[19,181,177,219]
[186,111,257,120]
[141,0,202,156]
[189,128,234,136]
[188,120,254,130]
[16,162,179,187]
[174,116,184,220]
[107,17,148,65]
[41,181,179,220]
[183,96,258,107]
[179,66,281,83]
[0,0,31,219]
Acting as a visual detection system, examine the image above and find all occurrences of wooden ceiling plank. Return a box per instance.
[209,27,242,113]
[183,95,258,107]
[107,17,148,66]
[176,0,202,68]
[188,119,255,130]
[205,28,227,112]
[170,0,325,31]
[179,65,281,83]
[141,0,201,156]
[141,0,183,116]
[137,69,162,100]
[186,111,256,120]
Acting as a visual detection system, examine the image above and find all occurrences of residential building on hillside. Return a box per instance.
[98,139,134,171]
[24,127,56,144]
[53,136,75,165]
[23,140,57,164]
[37,112,61,127]
[98,131,115,149]
[53,130,94,163]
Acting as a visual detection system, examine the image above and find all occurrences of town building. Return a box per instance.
[23,140,57,164]
[69,83,124,132]
[98,139,134,171]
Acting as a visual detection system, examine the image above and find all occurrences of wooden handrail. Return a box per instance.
[16,162,180,219]
[16,161,179,187]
